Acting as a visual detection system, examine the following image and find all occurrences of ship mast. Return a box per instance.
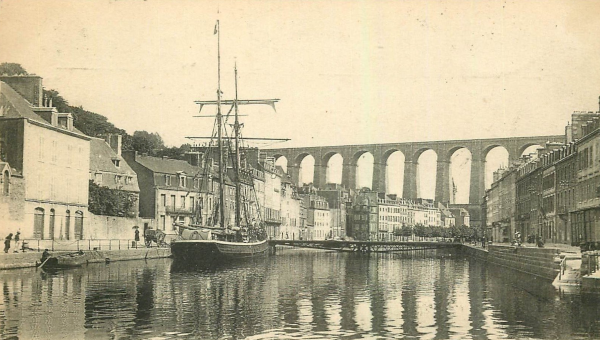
[234,63,242,229]
[216,19,226,230]
[189,21,289,234]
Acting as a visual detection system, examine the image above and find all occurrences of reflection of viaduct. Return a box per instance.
[263,135,564,206]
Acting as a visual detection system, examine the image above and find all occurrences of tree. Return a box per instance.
[0,63,28,75]
[88,181,137,217]
[43,89,71,113]
[401,224,413,237]
[153,143,192,160]
[131,131,165,154]
[413,223,426,238]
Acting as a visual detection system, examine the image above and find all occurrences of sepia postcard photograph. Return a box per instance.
[1,0,600,339]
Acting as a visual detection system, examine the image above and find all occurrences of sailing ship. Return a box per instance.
[170,21,286,263]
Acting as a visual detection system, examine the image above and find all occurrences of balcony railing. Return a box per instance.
[165,206,193,214]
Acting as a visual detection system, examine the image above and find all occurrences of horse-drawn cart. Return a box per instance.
[144,229,167,247]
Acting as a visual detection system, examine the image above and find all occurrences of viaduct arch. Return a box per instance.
[263,135,564,207]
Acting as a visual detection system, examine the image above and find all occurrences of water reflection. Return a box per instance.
[1,250,600,340]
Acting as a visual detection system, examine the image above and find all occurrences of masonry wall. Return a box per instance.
[0,175,25,236]
[86,213,144,240]
[463,244,561,281]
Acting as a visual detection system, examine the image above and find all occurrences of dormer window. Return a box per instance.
[179,175,186,187]
[112,159,120,167]
[165,175,172,186]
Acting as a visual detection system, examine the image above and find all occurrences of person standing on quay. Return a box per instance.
[13,231,20,253]
[4,233,13,253]
[134,228,140,248]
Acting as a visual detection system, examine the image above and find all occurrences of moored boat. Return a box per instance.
[39,251,87,269]
[170,20,286,264]
[171,239,268,263]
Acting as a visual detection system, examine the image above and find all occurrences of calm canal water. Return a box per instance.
[1,249,600,340]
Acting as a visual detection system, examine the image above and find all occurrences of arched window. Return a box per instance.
[65,210,71,240]
[3,170,9,196]
[75,210,84,240]
[34,208,45,239]
[49,209,55,240]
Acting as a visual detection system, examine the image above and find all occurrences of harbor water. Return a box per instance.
[1,249,600,339]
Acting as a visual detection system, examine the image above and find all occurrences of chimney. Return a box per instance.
[105,134,122,156]
[0,75,43,107]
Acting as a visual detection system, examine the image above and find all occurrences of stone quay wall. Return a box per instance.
[0,248,171,270]
[462,244,561,281]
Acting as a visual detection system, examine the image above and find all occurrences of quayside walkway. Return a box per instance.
[268,240,460,253]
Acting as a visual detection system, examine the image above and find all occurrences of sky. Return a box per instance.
[1,0,599,201]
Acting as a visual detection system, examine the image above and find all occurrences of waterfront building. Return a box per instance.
[298,185,331,240]
[279,169,303,240]
[555,143,577,244]
[317,183,350,238]
[414,198,441,227]
[0,76,91,240]
[0,161,25,233]
[571,118,600,250]
[540,149,559,243]
[516,155,543,243]
[122,151,206,235]
[438,203,455,227]
[449,208,470,227]
[348,190,443,241]
[89,135,140,217]
[486,163,520,243]
[348,190,378,240]
[257,156,283,239]
[376,194,411,240]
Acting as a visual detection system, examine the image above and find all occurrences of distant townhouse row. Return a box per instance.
[485,109,600,250]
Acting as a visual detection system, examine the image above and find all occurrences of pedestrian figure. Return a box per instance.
[40,249,51,263]
[13,231,20,253]
[134,229,140,243]
[4,233,13,253]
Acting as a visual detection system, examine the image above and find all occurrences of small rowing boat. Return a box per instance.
[39,251,87,269]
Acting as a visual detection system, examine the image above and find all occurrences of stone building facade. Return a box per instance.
[0,77,90,241]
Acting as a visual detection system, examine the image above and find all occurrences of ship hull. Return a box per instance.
[171,239,269,264]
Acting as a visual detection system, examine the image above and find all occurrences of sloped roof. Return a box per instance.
[90,138,139,192]
[0,81,86,137]
[134,154,201,176]
[0,81,48,124]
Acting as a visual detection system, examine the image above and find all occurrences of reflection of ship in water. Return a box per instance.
[168,256,273,339]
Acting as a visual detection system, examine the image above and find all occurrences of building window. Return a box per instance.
[160,215,166,230]
[2,170,9,196]
[179,176,186,187]
[112,159,120,167]
[39,137,44,162]
[171,195,176,207]
[181,195,186,208]
[51,140,58,163]
[161,194,166,206]
[0,141,6,162]
[190,196,195,210]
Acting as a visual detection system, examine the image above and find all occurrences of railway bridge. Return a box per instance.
[263,135,564,225]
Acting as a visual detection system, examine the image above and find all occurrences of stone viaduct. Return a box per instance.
[262,135,564,208]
